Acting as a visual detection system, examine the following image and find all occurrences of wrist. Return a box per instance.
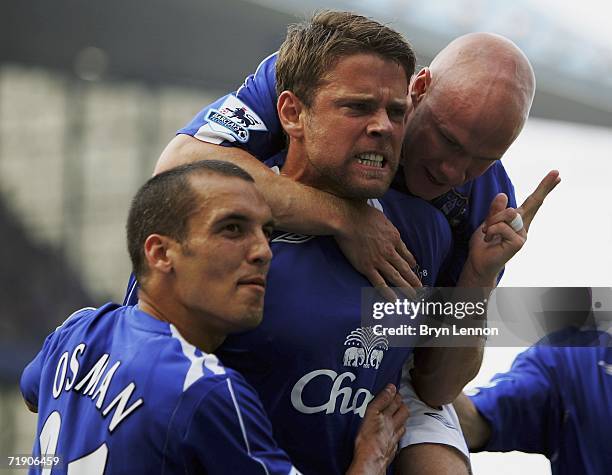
[458,259,497,288]
[332,199,362,237]
[346,451,383,475]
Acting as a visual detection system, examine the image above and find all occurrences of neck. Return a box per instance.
[281,144,318,187]
[137,287,226,353]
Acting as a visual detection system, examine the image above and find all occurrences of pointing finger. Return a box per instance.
[519,170,561,231]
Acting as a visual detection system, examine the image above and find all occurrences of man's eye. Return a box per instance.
[388,107,407,121]
[224,224,242,234]
[443,133,460,149]
[346,103,368,112]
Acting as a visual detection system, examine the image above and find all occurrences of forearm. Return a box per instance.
[411,344,483,407]
[453,392,491,450]
[412,268,493,406]
[156,135,352,235]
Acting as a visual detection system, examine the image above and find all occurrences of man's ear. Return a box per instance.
[144,234,176,274]
[277,90,305,139]
[409,67,432,107]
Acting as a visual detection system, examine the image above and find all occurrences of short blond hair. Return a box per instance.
[276,10,415,106]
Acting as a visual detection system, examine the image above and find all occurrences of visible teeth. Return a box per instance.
[356,153,384,168]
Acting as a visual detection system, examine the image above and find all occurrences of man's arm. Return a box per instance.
[397,444,470,475]
[157,135,421,292]
[411,172,561,407]
[454,346,560,455]
[453,392,491,450]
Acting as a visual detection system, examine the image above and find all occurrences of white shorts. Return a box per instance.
[399,366,470,462]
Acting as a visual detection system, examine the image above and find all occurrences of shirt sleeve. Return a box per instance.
[398,370,470,461]
[436,161,516,286]
[177,52,285,161]
[20,337,50,410]
[183,376,301,475]
[468,346,561,456]
[20,307,97,411]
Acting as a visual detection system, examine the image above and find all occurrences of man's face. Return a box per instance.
[401,81,525,200]
[170,176,274,333]
[298,53,409,199]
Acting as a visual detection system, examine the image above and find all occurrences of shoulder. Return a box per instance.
[236,51,278,97]
[41,303,122,353]
[57,302,119,330]
[380,190,452,249]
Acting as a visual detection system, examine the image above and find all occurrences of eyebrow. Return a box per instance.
[216,212,250,223]
[216,213,276,229]
[334,95,407,107]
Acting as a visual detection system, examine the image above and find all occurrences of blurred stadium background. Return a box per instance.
[2,0,611,473]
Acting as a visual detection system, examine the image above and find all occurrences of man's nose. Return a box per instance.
[249,231,273,266]
[437,156,469,186]
[367,109,394,138]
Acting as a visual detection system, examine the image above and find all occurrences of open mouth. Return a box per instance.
[356,152,385,169]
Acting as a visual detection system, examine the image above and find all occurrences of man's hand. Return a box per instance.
[336,202,422,300]
[461,170,561,285]
[347,384,410,475]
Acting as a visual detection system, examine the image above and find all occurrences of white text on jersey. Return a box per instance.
[52,343,144,433]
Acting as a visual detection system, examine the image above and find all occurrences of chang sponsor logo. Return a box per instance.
[343,327,388,369]
[290,369,374,417]
[290,327,388,418]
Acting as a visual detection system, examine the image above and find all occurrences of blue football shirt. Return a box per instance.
[178,52,516,286]
[213,152,453,474]
[20,304,299,474]
[469,329,612,475]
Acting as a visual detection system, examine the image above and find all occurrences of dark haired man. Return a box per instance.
[21,161,408,474]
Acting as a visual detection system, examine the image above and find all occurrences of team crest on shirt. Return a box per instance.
[203,95,267,143]
[430,189,469,229]
[343,327,388,369]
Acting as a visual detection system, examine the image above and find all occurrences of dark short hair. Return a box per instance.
[126,160,254,281]
[276,10,416,106]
